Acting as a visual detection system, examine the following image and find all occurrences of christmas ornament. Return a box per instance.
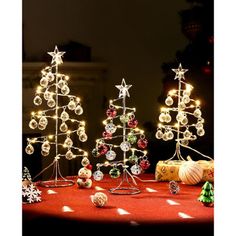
[22,167,32,181]
[179,160,203,185]
[169,181,180,194]
[22,183,42,204]
[79,133,88,142]
[139,159,150,170]
[156,64,213,162]
[81,157,90,167]
[137,138,148,149]
[93,170,104,181]
[24,46,89,188]
[75,105,83,115]
[109,167,121,178]
[91,192,108,207]
[93,79,149,195]
[131,164,142,175]
[105,150,116,161]
[106,107,117,118]
[198,181,214,207]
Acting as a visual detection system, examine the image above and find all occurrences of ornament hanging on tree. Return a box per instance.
[93,79,150,195]
[24,46,89,188]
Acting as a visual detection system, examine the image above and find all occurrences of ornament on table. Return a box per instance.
[169,180,180,194]
[155,63,213,163]
[22,166,32,182]
[179,159,203,185]
[198,181,214,207]
[91,192,108,207]
[77,158,93,189]
[24,46,90,188]
[93,79,149,195]
[22,183,42,204]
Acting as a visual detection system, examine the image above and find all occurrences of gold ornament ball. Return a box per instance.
[179,161,203,185]
[91,192,108,207]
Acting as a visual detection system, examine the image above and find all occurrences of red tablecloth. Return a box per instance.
[23,174,214,236]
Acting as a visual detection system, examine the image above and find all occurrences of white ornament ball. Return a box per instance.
[165,96,173,106]
[105,150,116,161]
[197,128,205,136]
[33,95,42,106]
[193,108,202,118]
[120,141,131,152]
[179,161,203,185]
[91,192,108,207]
[79,133,88,142]
[93,170,104,181]
[105,123,117,134]
[131,164,142,175]
[155,129,163,139]
[165,113,172,123]
[159,113,166,122]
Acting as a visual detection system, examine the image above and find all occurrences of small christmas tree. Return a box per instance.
[24,46,89,187]
[198,181,214,207]
[92,79,150,195]
[22,167,32,181]
[155,63,212,161]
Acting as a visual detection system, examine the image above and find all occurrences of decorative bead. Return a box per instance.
[194,108,202,118]
[40,77,48,88]
[182,95,190,104]
[137,138,148,149]
[57,79,65,89]
[131,164,142,175]
[33,95,42,106]
[38,123,46,130]
[165,96,174,106]
[155,129,163,139]
[47,98,56,108]
[39,116,48,126]
[79,133,88,142]
[169,181,180,194]
[128,154,139,164]
[61,85,70,95]
[127,118,138,128]
[93,170,104,181]
[64,137,73,148]
[120,141,131,152]
[60,111,69,121]
[119,114,129,123]
[184,129,192,138]
[42,141,50,152]
[105,150,116,161]
[183,90,191,96]
[46,72,54,82]
[162,132,168,141]
[139,159,150,170]
[181,116,188,125]
[196,122,203,129]
[25,144,34,155]
[43,91,52,100]
[127,132,137,144]
[197,128,205,136]
[165,113,172,123]
[179,102,186,109]
[180,139,189,146]
[81,157,90,166]
[102,131,112,140]
[106,107,117,118]
[105,123,117,134]
[75,105,83,115]
[109,167,121,178]
[167,131,174,140]
[41,150,49,156]
[159,113,166,122]
[29,119,38,129]
[91,192,108,207]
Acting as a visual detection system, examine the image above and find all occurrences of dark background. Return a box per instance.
[22,0,213,179]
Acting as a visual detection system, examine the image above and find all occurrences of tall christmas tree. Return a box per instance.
[92,79,150,194]
[198,181,214,207]
[25,46,88,187]
[156,64,212,161]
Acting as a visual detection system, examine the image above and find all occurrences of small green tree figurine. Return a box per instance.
[198,181,214,207]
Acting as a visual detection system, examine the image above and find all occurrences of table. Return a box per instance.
[23,174,213,236]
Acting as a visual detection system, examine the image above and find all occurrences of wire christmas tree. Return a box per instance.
[25,46,88,187]
[198,181,214,207]
[92,79,150,195]
[155,63,212,161]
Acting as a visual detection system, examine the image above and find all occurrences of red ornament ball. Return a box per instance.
[139,159,150,170]
[86,164,93,170]
[102,131,112,140]
[137,138,148,149]
[128,118,138,128]
[98,144,109,155]
[106,108,117,118]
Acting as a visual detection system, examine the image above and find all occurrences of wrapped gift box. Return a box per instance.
[155,160,214,182]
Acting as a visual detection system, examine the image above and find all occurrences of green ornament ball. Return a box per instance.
[120,114,129,123]
[128,154,139,164]
[109,168,121,178]
[127,134,137,144]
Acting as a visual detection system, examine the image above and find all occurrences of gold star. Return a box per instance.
[47,46,65,65]
[115,79,132,98]
[172,63,188,80]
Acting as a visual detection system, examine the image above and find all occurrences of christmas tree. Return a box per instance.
[198,181,214,207]
[92,79,150,194]
[156,64,212,161]
[24,46,89,187]
[22,167,32,181]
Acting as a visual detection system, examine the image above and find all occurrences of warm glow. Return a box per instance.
[71,119,75,122]
[36,86,42,93]
[63,144,67,148]
[134,128,140,132]
[109,99,113,104]
[140,130,144,134]
[31,112,35,116]
[161,107,166,112]
[84,152,88,156]
[195,100,200,106]
[48,135,53,139]
[76,97,81,102]
[186,84,193,91]
[67,130,71,134]
[158,123,162,128]
[133,108,136,112]
[104,161,109,166]
[80,121,85,126]
[117,125,122,128]
[53,115,57,119]
[168,89,176,96]
[65,76,69,80]
[144,151,148,155]
[38,111,42,115]
[174,123,179,128]
[102,120,107,125]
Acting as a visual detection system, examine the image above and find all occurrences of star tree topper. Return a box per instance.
[48,46,65,65]
[172,63,188,80]
[115,78,132,98]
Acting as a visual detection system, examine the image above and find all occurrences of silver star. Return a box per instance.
[115,79,132,98]
[48,46,65,65]
[172,63,188,80]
